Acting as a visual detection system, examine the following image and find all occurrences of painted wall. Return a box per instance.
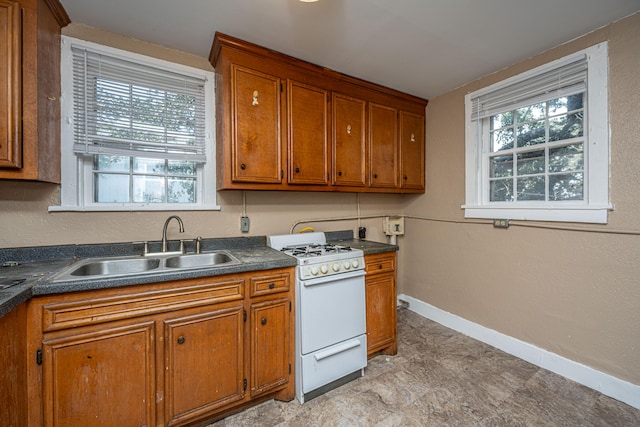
[400,12,640,385]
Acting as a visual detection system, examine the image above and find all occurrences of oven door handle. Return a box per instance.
[314,339,362,361]
[301,269,365,287]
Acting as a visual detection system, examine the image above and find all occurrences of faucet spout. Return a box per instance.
[162,215,185,253]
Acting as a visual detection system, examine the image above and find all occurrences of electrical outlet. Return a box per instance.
[241,216,250,233]
[493,219,510,228]
[383,216,405,236]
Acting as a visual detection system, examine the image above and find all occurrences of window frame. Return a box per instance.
[463,42,610,224]
[52,36,218,212]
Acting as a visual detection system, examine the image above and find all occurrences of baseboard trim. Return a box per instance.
[397,293,640,410]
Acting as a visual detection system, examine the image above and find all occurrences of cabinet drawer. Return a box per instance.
[365,253,396,275]
[250,271,291,297]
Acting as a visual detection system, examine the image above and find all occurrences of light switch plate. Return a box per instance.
[241,216,250,232]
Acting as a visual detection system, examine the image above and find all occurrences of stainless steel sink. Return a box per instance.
[165,252,237,269]
[52,251,240,282]
[69,257,161,277]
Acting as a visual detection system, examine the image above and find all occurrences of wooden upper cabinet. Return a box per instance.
[0,0,22,169]
[211,32,427,194]
[369,103,398,188]
[400,111,425,191]
[0,0,69,182]
[231,65,282,183]
[287,80,329,185]
[332,93,366,187]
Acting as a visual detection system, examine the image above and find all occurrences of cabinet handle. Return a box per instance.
[261,318,267,325]
[295,167,300,173]
[410,133,416,142]
[379,264,383,269]
[177,336,185,344]
[269,282,275,289]
[240,163,246,170]
[346,124,352,134]
[252,90,259,106]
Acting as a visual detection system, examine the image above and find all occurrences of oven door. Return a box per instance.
[298,269,366,355]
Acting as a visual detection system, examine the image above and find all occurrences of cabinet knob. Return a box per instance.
[261,318,267,325]
[410,133,416,142]
[379,264,383,269]
[295,167,300,173]
[240,163,246,170]
[404,176,408,180]
[177,336,185,344]
[338,171,342,176]
[269,282,275,289]
[346,124,352,134]
[373,173,378,179]
[252,90,259,106]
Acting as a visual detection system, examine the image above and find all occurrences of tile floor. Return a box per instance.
[209,308,640,426]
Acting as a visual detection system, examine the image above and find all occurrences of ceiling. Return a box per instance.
[58,0,640,100]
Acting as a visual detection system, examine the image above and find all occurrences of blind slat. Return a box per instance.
[71,45,207,163]
[471,55,588,120]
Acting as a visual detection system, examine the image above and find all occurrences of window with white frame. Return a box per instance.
[463,42,610,223]
[53,36,217,211]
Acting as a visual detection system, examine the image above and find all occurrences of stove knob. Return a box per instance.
[332,263,340,272]
[320,264,329,274]
[310,266,319,276]
[351,259,359,269]
[343,261,351,270]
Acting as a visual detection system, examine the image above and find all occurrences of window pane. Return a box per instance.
[95,174,129,203]
[491,111,514,129]
[516,102,546,123]
[169,178,196,203]
[549,144,583,173]
[490,155,513,178]
[517,150,545,176]
[517,176,545,201]
[549,112,583,141]
[490,179,513,202]
[548,93,583,116]
[133,176,165,203]
[517,119,546,147]
[168,160,196,176]
[491,128,514,152]
[134,158,166,174]
[550,173,583,201]
[95,155,129,172]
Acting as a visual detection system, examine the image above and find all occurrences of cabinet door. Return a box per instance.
[231,65,282,183]
[369,103,398,188]
[0,0,22,169]
[250,298,291,396]
[365,274,397,355]
[332,93,366,187]
[400,111,425,190]
[288,80,328,185]
[41,321,156,427]
[163,305,245,425]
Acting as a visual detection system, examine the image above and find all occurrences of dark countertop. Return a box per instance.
[0,232,397,319]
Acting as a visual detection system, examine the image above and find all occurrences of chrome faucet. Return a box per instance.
[162,215,185,253]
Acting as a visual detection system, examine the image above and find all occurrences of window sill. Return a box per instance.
[462,204,611,224]
[49,204,221,212]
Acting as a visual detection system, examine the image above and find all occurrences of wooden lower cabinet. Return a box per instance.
[27,268,294,427]
[365,252,398,357]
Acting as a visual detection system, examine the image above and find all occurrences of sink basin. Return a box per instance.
[165,252,237,269]
[69,258,161,277]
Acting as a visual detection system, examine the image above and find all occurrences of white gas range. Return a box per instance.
[267,232,367,403]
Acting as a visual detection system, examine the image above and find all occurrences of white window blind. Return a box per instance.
[470,55,588,120]
[71,46,207,162]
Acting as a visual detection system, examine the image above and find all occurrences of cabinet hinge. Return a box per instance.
[243,309,247,322]
[36,349,42,365]
[243,378,247,391]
